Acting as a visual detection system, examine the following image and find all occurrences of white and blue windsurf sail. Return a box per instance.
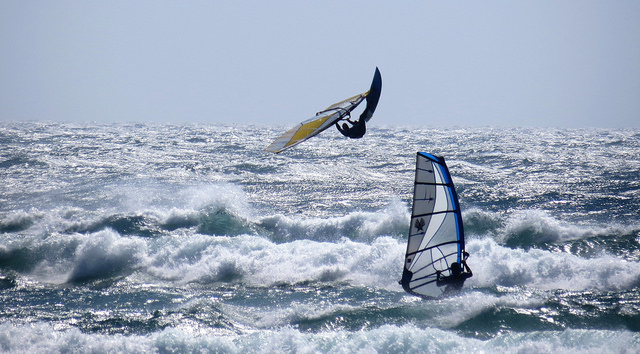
[400,152,466,298]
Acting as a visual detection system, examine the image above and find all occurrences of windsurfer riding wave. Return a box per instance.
[436,251,472,294]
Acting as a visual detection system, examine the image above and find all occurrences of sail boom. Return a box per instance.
[410,279,437,290]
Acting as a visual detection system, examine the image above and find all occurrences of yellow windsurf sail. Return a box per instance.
[265,93,366,153]
[265,67,382,154]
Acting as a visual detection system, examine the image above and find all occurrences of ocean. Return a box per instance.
[1,122,639,353]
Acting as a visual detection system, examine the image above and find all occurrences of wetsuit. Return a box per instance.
[436,261,473,293]
[336,118,366,139]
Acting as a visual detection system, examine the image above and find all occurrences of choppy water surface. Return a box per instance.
[1,122,639,352]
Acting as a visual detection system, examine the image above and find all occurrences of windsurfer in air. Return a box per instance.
[335,67,381,140]
[436,251,472,294]
[336,115,366,139]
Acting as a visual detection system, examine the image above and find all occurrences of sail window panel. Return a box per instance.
[415,162,436,184]
[413,242,454,273]
[410,270,433,283]
[420,212,458,250]
[410,229,442,273]
[414,243,456,273]
[433,185,451,213]
[436,213,460,247]
[408,246,441,281]
[408,249,434,273]
[411,282,440,298]
[414,286,440,298]
[439,212,459,242]
[406,228,427,255]
[433,164,446,184]
[418,212,446,250]
[412,184,436,216]
[435,243,459,273]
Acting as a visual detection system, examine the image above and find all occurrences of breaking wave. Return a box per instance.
[0,321,637,354]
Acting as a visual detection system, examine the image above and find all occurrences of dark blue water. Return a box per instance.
[1,122,639,352]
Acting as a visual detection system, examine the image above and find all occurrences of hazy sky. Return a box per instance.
[1,1,639,128]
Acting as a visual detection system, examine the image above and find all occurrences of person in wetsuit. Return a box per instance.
[436,251,472,294]
[336,116,366,139]
[335,67,382,139]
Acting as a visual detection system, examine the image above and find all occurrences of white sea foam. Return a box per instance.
[144,229,640,293]
[501,209,635,245]
[6,217,639,293]
[143,234,406,289]
[0,321,637,354]
[463,207,639,248]
[67,229,148,283]
[467,237,640,291]
[258,198,408,242]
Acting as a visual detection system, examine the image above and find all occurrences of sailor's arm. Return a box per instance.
[462,260,472,276]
